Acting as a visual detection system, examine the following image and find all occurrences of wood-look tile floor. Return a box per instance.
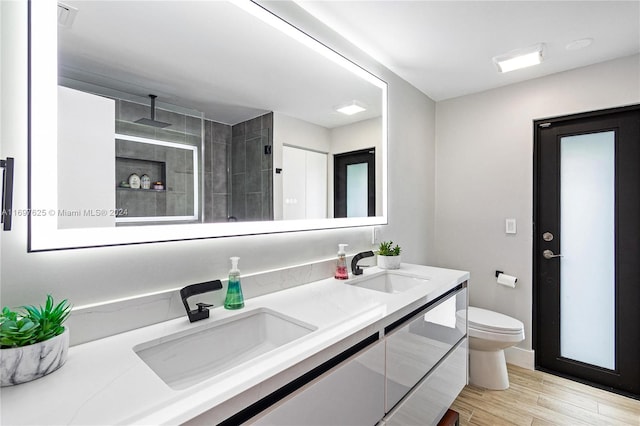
[450,364,640,425]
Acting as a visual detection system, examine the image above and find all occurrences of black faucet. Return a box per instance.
[180,280,223,322]
[351,251,374,276]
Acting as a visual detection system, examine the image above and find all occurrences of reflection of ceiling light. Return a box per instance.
[493,43,544,73]
[566,38,593,51]
[58,2,78,28]
[336,101,366,115]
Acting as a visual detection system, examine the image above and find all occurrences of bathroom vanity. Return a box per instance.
[0,264,468,425]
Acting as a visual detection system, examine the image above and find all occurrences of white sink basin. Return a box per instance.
[134,308,316,390]
[351,273,428,294]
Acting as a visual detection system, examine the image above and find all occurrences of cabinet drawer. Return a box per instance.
[384,338,468,426]
[386,287,467,411]
[251,339,385,425]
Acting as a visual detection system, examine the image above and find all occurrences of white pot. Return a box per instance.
[377,255,401,270]
[0,327,69,386]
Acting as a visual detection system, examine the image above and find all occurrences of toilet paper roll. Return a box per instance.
[497,273,517,288]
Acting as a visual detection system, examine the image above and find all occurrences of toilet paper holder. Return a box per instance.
[495,270,517,282]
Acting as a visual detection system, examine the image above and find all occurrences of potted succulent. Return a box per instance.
[0,295,71,386]
[376,241,402,269]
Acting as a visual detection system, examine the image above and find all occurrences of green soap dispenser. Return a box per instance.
[224,256,244,309]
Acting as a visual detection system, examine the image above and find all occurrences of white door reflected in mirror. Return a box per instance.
[282,146,327,221]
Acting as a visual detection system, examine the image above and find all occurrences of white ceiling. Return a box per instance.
[58,1,383,128]
[295,1,640,101]
[57,1,640,124]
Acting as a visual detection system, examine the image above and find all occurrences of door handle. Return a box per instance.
[543,249,563,260]
[1,157,14,231]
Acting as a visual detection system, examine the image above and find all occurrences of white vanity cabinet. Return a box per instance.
[247,285,468,425]
[0,263,469,426]
[383,339,468,425]
[385,287,467,411]
[233,285,468,426]
[250,339,385,425]
[382,285,468,424]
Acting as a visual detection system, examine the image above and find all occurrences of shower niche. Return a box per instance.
[114,135,198,225]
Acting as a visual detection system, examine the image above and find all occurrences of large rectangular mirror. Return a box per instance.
[29,0,387,250]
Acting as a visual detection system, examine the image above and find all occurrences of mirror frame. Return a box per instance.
[28,0,387,251]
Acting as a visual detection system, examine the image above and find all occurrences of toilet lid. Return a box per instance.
[468,307,524,334]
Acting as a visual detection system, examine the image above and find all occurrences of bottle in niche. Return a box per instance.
[224,257,244,309]
[335,244,349,280]
[140,174,151,189]
[128,173,140,189]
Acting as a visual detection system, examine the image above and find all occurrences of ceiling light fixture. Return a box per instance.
[336,101,366,115]
[493,43,544,73]
[57,2,78,28]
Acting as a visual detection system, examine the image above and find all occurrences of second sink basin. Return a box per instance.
[134,308,316,390]
[351,272,429,294]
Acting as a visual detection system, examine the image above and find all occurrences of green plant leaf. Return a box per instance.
[18,320,36,333]
[0,295,72,348]
[377,240,401,256]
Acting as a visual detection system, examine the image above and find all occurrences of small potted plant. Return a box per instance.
[0,295,71,386]
[376,241,402,269]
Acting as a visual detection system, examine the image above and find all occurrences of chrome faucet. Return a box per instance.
[180,280,223,322]
[351,251,374,276]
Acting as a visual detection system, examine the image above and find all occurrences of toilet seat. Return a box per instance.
[468,307,524,335]
[467,307,525,390]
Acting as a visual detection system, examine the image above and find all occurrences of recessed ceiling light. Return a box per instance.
[57,2,78,29]
[566,38,593,51]
[336,101,366,115]
[493,43,545,73]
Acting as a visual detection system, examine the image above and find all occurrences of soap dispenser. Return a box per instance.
[335,244,349,280]
[224,257,244,309]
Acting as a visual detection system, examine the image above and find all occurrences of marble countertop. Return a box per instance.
[0,264,468,425]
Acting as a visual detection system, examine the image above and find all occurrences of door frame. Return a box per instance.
[334,148,376,218]
[533,103,640,399]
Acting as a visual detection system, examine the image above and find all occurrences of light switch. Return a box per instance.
[505,218,517,234]
[371,227,380,245]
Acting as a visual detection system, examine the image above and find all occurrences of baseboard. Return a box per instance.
[505,346,534,370]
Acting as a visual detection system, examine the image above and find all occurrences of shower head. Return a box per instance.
[135,95,171,128]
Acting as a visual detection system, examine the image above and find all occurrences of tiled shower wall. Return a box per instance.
[203,120,232,222]
[230,112,274,221]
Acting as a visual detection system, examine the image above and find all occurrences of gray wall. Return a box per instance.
[434,54,640,356]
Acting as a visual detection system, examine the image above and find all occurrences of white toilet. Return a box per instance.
[467,307,525,390]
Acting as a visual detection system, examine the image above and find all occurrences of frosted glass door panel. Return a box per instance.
[560,131,615,370]
[346,163,368,217]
